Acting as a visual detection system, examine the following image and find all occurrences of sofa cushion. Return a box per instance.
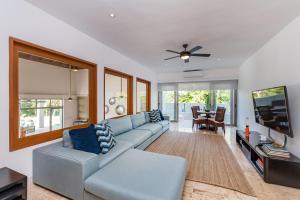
[144,112,151,123]
[69,125,101,154]
[85,149,187,200]
[115,129,152,148]
[130,112,146,128]
[135,123,163,135]
[98,140,132,169]
[107,116,133,136]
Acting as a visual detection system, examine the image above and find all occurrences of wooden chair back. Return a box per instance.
[191,106,199,119]
[215,107,226,122]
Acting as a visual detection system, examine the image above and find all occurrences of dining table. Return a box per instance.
[197,110,216,118]
[197,110,216,130]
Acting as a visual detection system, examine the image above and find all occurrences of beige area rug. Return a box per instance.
[146,132,256,197]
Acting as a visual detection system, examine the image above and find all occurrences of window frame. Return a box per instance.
[9,37,97,151]
[136,77,151,113]
[104,67,133,119]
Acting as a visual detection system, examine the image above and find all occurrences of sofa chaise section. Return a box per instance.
[84,149,187,200]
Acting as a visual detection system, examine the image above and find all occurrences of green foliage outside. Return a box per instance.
[215,90,230,104]
[20,99,63,117]
[253,87,284,99]
[178,90,231,109]
[20,100,36,117]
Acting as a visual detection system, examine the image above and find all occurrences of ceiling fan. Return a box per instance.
[164,44,211,63]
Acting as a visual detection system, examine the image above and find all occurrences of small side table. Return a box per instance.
[0,167,27,200]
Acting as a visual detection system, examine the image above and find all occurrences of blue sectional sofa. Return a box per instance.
[33,112,187,200]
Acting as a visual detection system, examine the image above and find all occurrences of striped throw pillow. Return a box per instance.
[149,109,162,122]
[95,123,116,154]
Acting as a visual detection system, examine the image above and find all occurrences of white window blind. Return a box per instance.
[158,80,238,91]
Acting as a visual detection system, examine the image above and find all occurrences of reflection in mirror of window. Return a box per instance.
[105,73,128,119]
[18,53,89,138]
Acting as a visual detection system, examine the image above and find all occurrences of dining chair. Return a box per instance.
[192,105,200,111]
[208,107,226,134]
[191,106,207,129]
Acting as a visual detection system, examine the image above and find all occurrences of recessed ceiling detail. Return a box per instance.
[26,0,300,73]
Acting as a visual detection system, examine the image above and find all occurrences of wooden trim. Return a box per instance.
[136,77,151,112]
[9,37,97,151]
[104,67,133,119]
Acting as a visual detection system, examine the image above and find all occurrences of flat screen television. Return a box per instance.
[252,86,293,138]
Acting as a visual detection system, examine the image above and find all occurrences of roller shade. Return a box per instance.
[158,80,238,91]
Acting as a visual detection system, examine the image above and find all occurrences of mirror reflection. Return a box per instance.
[18,52,89,138]
[105,73,128,119]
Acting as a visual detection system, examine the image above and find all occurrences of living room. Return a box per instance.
[1,1,300,200]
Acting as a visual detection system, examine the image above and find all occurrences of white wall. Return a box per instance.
[0,0,158,176]
[238,15,300,157]
[158,67,238,83]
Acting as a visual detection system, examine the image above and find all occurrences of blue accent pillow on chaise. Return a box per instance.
[69,124,101,154]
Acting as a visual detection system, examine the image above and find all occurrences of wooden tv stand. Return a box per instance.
[236,130,300,188]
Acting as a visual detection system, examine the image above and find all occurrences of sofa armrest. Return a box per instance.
[163,115,170,121]
[33,141,99,200]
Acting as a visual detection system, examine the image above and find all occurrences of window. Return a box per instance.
[10,37,97,151]
[19,99,63,138]
[104,67,133,119]
[136,78,151,113]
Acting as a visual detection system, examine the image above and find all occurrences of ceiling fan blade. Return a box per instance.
[190,53,211,57]
[166,50,180,54]
[164,55,180,60]
[188,46,202,53]
[184,59,189,63]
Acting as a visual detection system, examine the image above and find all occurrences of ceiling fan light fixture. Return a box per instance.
[109,13,116,18]
[180,53,190,60]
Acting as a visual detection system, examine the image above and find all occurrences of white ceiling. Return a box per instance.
[26,0,300,73]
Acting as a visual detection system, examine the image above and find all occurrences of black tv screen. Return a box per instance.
[252,86,293,137]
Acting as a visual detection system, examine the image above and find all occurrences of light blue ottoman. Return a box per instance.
[84,149,187,200]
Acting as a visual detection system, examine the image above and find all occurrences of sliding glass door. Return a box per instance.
[159,90,178,121]
[158,81,237,125]
[214,89,233,124]
[158,84,178,122]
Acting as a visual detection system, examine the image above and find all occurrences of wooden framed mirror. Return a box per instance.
[104,67,133,119]
[9,37,97,151]
[136,77,151,113]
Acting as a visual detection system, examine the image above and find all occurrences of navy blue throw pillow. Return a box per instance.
[158,109,165,120]
[69,124,101,154]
